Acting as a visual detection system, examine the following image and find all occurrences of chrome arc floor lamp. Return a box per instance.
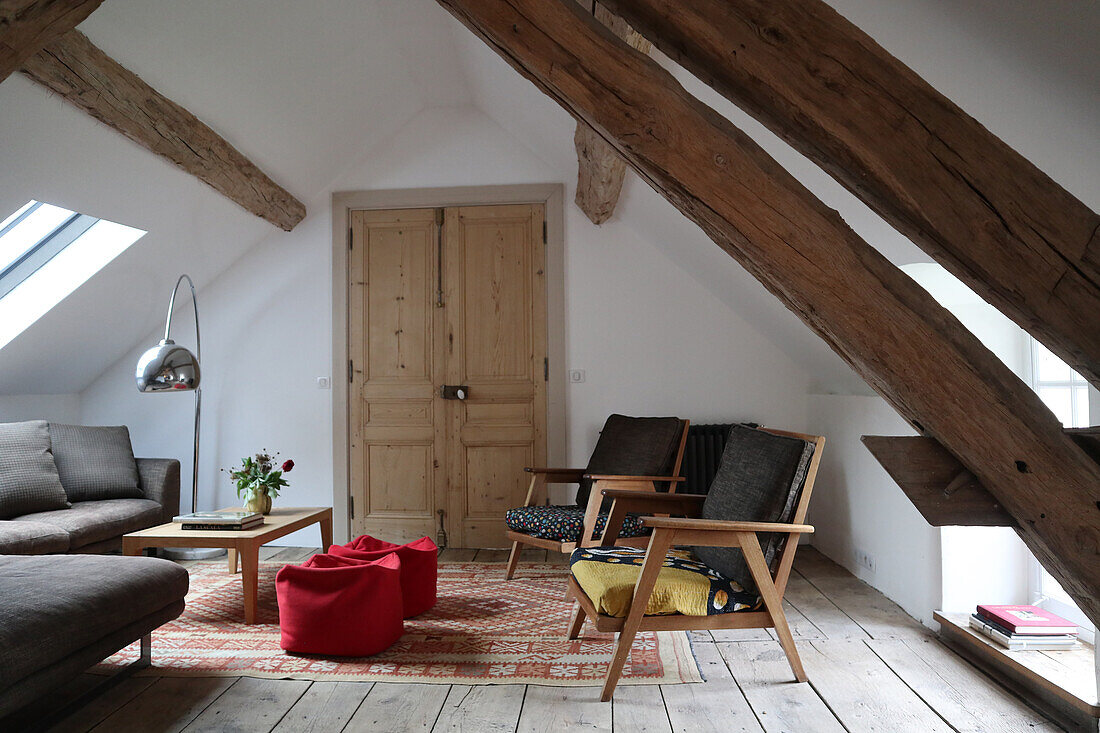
[135,274,223,560]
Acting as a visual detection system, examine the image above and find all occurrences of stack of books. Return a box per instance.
[969,604,1078,650]
[173,510,264,531]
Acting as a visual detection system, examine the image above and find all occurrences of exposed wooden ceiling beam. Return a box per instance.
[433,0,1100,625]
[602,0,1100,389]
[21,30,306,231]
[0,0,101,83]
[862,436,1014,527]
[572,2,650,224]
[864,431,1100,528]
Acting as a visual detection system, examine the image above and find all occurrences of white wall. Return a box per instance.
[806,394,938,624]
[0,394,81,424]
[80,105,812,545]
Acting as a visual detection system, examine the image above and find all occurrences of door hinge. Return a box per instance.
[349,495,354,518]
[348,359,354,383]
[348,226,353,250]
[542,220,547,244]
[544,357,549,381]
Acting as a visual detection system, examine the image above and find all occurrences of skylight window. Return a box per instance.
[0,200,146,350]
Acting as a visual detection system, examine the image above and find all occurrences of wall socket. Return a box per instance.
[854,548,876,573]
[316,377,331,390]
[568,369,586,383]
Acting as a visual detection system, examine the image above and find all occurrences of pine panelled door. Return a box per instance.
[348,204,548,548]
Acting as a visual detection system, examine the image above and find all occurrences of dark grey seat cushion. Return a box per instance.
[0,421,70,519]
[0,554,188,692]
[693,425,815,594]
[0,520,70,554]
[576,414,684,510]
[13,499,161,549]
[48,424,141,502]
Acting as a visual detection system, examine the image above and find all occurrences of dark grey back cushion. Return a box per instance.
[0,420,70,519]
[48,424,141,502]
[693,425,815,594]
[575,414,684,510]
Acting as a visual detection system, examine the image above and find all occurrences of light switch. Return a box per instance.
[569,369,586,383]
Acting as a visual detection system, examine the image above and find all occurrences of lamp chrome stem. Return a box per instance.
[164,274,200,363]
[162,274,202,515]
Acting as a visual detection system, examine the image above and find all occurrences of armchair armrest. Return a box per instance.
[642,517,814,533]
[585,474,686,483]
[136,458,181,524]
[597,491,707,547]
[601,489,706,516]
[525,467,586,481]
[640,516,814,547]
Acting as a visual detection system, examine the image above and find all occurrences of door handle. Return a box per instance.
[441,385,468,400]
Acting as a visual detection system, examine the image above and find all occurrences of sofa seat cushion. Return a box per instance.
[0,420,70,519]
[569,546,760,618]
[0,554,188,691]
[505,505,650,542]
[0,520,70,554]
[13,499,162,549]
[48,424,142,502]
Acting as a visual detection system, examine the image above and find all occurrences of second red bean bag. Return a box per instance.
[276,551,403,657]
[328,535,438,617]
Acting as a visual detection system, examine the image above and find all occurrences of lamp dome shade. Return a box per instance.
[136,339,201,392]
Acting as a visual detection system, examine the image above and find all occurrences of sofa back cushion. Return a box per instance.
[0,420,70,519]
[48,424,142,502]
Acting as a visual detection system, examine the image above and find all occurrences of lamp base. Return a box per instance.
[159,547,226,561]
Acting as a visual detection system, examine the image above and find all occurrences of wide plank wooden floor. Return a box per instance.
[19,546,1064,732]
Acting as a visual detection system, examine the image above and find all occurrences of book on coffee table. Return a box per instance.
[173,510,263,531]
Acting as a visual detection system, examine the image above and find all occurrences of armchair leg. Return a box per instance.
[737,531,808,682]
[505,540,522,580]
[600,529,673,701]
[601,625,639,702]
[567,603,587,639]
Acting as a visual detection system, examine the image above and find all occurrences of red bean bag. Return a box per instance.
[328,535,438,617]
[276,551,403,657]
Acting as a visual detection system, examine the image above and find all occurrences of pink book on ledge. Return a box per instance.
[976,604,1077,635]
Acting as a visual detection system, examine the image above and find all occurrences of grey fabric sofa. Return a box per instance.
[0,421,180,555]
[0,554,188,718]
[0,422,189,721]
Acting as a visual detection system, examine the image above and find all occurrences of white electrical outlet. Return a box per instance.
[316,377,331,389]
[855,548,876,573]
[569,369,586,383]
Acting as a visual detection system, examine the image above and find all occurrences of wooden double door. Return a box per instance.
[348,204,547,548]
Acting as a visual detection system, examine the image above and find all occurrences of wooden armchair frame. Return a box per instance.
[504,420,690,579]
[565,428,825,700]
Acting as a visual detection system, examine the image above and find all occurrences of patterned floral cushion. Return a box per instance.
[504,505,650,542]
[570,546,762,617]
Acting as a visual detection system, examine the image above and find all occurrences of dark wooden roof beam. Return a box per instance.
[0,0,102,83]
[600,0,1100,388]
[20,31,306,231]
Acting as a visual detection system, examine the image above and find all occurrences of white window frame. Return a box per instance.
[1025,337,1095,644]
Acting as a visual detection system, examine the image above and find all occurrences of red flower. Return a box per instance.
[282,459,294,472]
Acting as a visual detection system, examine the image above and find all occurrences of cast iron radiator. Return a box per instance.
[678,423,756,494]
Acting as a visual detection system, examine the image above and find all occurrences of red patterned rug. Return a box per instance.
[95,560,701,686]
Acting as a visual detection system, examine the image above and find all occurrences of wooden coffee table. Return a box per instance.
[123,507,333,624]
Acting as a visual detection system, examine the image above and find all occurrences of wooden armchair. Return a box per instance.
[565,426,825,700]
[503,415,689,579]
